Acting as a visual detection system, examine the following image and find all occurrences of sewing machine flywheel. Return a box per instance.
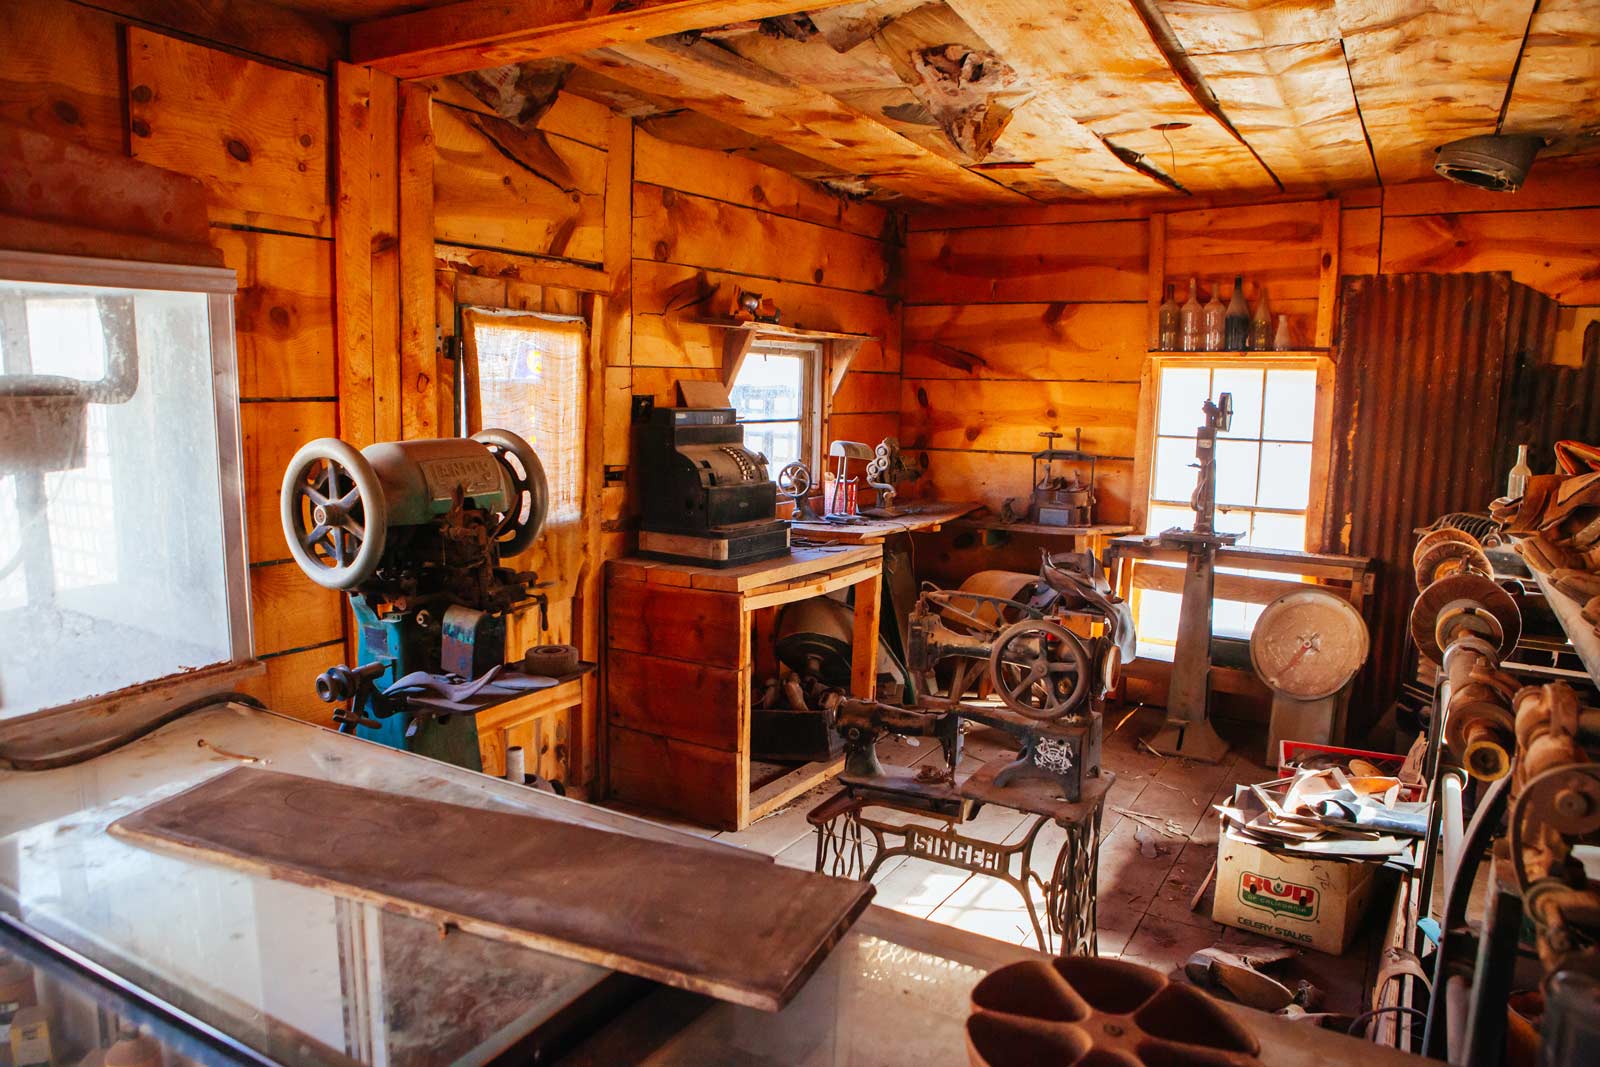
[989,619,1090,721]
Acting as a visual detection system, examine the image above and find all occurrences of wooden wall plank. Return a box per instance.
[631,261,897,372]
[78,0,341,72]
[633,183,890,294]
[250,562,342,654]
[242,401,337,563]
[238,644,341,726]
[398,83,437,440]
[832,370,901,413]
[910,449,1136,525]
[0,0,123,153]
[215,230,336,400]
[370,72,403,443]
[633,128,890,241]
[903,220,1148,304]
[126,27,329,226]
[433,102,606,262]
[334,61,376,448]
[902,303,1146,381]
[1161,201,1327,301]
[829,411,900,447]
[1340,206,1382,275]
[1381,208,1600,305]
[902,379,1140,455]
[1382,161,1600,217]
[605,574,744,668]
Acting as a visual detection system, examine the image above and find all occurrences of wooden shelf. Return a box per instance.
[692,318,879,394]
[1528,566,1600,689]
[950,518,1136,539]
[1145,348,1332,357]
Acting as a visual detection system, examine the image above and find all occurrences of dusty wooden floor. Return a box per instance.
[612,706,1382,1016]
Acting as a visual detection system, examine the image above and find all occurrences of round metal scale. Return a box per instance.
[1251,590,1370,701]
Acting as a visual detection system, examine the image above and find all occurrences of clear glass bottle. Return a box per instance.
[1507,444,1533,499]
[1273,314,1291,351]
[1202,282,1224,352]
[1180,277,1202,351]
[1157,283,1179,351]
[1249,285,1272,351]
[1224,275,1250,350]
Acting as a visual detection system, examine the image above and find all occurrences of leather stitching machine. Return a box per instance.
[279,429,563,771]
[832,551,1135,815]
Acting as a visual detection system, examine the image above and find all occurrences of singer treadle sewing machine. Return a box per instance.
[279,429,571,771]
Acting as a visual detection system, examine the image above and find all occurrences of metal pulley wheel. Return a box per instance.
[473,428,548,557]
[988,618,1091,721]
[1412,526,1482,568]
[281,438,389,590]
[1409,572,1521,665]
[1250,590,1369,702]
[776,461,813,498]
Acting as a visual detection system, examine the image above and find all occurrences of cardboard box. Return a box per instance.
[1213,830,1380,954]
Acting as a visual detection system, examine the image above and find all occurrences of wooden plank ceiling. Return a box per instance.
[331,0,1599,206]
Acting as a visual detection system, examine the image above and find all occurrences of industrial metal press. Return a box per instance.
[279,429,564,770]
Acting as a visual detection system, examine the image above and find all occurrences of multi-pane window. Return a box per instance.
[729,341,819,474]
[1137,361,1320,652]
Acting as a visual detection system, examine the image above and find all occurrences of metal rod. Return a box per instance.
[1440,771,1465,890]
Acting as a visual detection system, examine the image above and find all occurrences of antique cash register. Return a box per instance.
[637,406,791,566]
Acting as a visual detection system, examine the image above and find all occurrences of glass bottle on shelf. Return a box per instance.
[1249,285,1272,351]
[1180,277,1202,351]
[1202,281,1224,351]
[1507,444,1533,499]
[1273,314,1291,351]
[1224,275,1250,350]
[1157,283,1179,350]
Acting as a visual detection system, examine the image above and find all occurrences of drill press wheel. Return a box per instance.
[473,428,549,557]
[989,619,1091,721]
[281,438,389,591]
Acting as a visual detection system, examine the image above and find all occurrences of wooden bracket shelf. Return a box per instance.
[691,318,877,396]
[1145,348,1331,358]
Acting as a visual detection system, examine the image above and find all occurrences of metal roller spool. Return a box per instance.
[1414,538,1493,591]
[1410,572,1520,665]
[1413,525,1482,568]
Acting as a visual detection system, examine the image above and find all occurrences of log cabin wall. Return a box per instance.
[0,0,901,796]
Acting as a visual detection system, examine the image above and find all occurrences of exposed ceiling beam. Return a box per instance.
[351,0,858,79]
[572,37,1034,204]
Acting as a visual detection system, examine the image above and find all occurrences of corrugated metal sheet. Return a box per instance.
[1323,273,1514,739]
[1497,287,1600,479]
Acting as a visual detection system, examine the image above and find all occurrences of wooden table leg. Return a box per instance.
[850,569,883,697]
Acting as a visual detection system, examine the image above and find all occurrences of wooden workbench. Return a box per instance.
[605,545,883,829]
[789,501,980,544]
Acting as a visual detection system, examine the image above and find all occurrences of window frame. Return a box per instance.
[729,338,824,476]
[1127,353,1336,655]
[0,249,254,734]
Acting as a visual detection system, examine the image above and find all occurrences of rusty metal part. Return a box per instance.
[1409,572,1521,664]
[1415,538,1493,590]
[1413,526,1483,568]
[968,956,1261,1067]
[1439,637,1516,781]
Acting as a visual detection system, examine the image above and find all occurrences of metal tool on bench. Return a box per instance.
[1028,429,1101,527]
[637,406,790,567]
[776,461,822,521]
[280,429,560,770]
[861,436,923,515]
[1147,394,1241,763]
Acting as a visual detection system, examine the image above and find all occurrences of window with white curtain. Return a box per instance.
[461,308,586,527]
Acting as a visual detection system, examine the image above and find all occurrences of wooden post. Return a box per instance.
[398,83,436,440]
[850,569,883,698]
[333,62,375,451]
[1146,213,1166,349]
[1315,199,1341,350]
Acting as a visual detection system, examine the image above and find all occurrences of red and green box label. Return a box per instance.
[1239,872,1318,921]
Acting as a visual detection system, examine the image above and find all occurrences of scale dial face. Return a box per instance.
[1250,590,1370,700]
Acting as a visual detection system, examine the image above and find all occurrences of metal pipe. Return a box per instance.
[1445,975,1470,1065]
[1440,771,1465,890]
